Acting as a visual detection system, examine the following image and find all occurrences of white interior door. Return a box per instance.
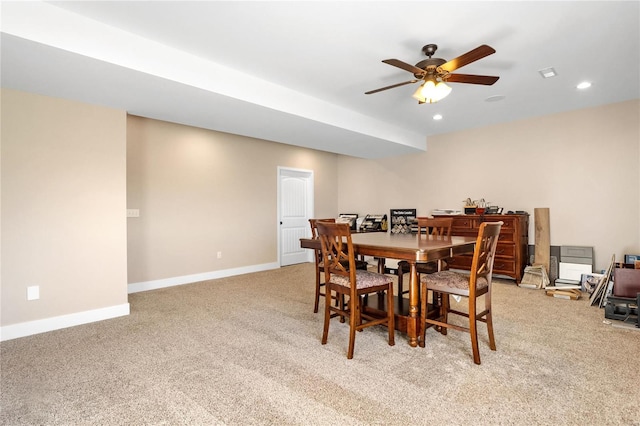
[278,167,313,266]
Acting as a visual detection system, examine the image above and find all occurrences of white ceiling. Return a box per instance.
[2,1,639,159]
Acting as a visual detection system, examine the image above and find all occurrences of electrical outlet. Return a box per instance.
[217,251,222,259]
[27,285,40,301]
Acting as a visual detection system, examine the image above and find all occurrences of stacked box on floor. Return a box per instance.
[604,267,640,326]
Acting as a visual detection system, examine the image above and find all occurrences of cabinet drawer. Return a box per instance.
[493,259,516,274]
[474,216,516,233]
[451,217,474,232]
[497,232,515,243]
[492,217,516,230]
[494,243,515,258]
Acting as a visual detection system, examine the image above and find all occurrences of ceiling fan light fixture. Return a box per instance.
[412,79,452,103]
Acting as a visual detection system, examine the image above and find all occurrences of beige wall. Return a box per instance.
[337,100,640,271]
[1,89,128,328]
[2,88,638,337]
[126,116,339,284]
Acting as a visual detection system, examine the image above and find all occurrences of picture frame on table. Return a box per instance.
[623,254,640,265]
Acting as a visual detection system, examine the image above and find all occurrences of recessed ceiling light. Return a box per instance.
[433,114,443,120]
[539,67,557,78]
[485,95,506,102]
[577,81,592,89]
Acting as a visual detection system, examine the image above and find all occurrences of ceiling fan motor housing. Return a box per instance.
[413,58,447,78]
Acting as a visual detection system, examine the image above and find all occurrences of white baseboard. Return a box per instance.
[0,263,281,341]
[127,262,280,294]
[0,303,130,342]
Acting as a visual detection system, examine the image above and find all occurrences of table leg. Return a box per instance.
[408,261,419,347]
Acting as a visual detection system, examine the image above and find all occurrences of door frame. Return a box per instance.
[277,166,314,266]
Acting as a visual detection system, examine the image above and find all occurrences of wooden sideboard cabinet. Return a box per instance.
[433,214,529,283]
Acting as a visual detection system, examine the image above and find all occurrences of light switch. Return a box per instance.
[27,285,40,301]
[127,209,140,218]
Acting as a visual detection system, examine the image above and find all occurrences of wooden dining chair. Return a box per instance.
[309,218,367,313]
[396,217,454,296]
[316,221,395,359]
[419,221,503,365]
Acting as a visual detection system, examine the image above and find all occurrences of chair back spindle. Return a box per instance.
[416,217,453,239]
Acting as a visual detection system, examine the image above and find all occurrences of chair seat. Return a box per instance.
[397,260,439,275]
[330,270,393,289]
[421,270,488,296]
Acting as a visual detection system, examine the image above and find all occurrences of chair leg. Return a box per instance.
[432,291,446,335]
[321,288,331,345]
[347,294,358,359]
[419,282,428,348]
[387,284,395,346]
[441,294,449,336]
[486,310,496,351]
[314,272,321,313]
[469,297,481,365]
[486,294,496,351]
[397,266,404,296]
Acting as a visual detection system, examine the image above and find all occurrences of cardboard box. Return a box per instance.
[613,268,640,298]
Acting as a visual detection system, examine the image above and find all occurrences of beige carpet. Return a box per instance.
[1,263,639,425]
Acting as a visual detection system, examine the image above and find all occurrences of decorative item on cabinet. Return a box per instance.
[463,197,476,214]
[462,197,497,215]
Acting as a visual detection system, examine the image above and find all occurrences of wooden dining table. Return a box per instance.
[300,231,476,347]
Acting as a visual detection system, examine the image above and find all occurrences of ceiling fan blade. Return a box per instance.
[365,80,419,95]
[439,45,496,73]
[382,59,426,76]
[446,73,499,85]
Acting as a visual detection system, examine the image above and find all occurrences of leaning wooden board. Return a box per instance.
[534,207,551,276]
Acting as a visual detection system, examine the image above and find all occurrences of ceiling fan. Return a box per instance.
[365,44,499,104]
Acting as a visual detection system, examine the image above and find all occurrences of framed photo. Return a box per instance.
[580,273,604,294]
[624,254,640,264]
